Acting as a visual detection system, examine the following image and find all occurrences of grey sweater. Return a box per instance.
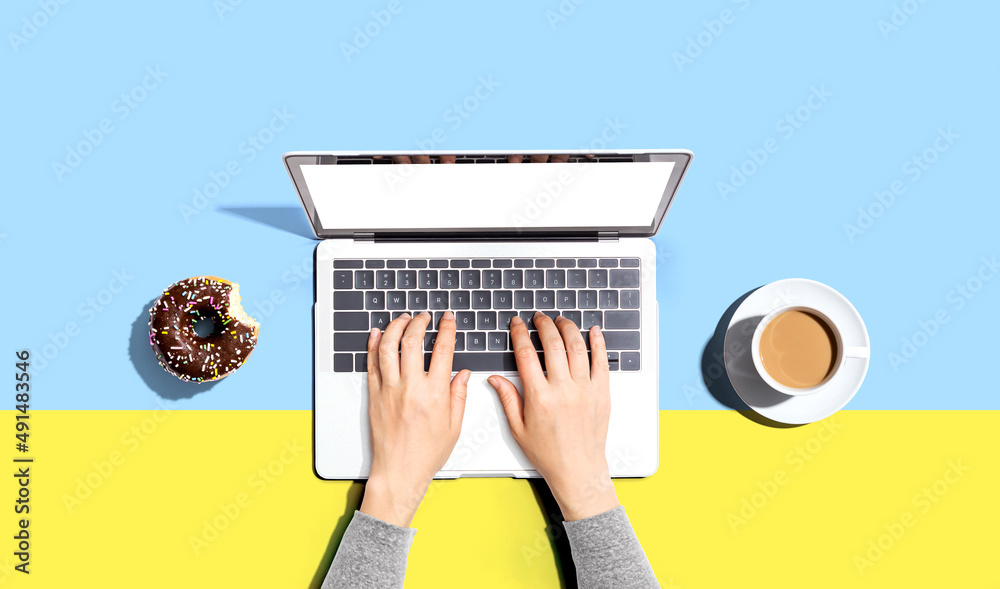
[322,506,658,588]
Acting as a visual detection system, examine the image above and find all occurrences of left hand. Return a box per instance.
[359,311,470,527]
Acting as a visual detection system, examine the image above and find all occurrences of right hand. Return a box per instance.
[487,312,620,521]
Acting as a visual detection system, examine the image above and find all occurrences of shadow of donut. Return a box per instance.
[129,297,219,400]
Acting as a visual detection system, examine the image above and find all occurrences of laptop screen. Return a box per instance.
[285,152,691,238]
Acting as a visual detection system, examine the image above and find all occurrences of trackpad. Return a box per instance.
[440,375,535,474]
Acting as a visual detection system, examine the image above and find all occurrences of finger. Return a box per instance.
[529,154,549,163]
[534,311,569,380]
[378,313,411,384]
[550,154,569,163]
[439,155,456,164]
[412,155,431,164]
[400,311,431,375]
[429,310,457,380]
[589,325,611,388]
[555,316,590,381]
[450,369,471,431]
[367,328,383,390]
[507,155,524,163]
[508,315,544,386]
[487,375,524,437]
[391,155,412,164]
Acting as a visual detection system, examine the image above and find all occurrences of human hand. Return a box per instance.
[360,311,470,527]
[487,312,619,521]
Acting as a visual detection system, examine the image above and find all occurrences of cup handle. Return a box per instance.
[844,346,870,359]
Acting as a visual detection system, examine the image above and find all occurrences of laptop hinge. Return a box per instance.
[353,232,375,243]
[598,231,618,242]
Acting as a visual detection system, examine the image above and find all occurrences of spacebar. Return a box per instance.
[424,352,544,372]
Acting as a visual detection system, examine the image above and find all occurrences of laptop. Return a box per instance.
[283,150,693,479]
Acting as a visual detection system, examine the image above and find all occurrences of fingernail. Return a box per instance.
[370,328,379,337]
[462,370,472,384]
[443,310,454,320]
[592,325,601,333]
[400,313,410,319]
[487,376,497,386]
[420,311,431,318]
[510,316,523,326]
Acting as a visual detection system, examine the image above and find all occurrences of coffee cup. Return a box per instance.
[750,305,870,396]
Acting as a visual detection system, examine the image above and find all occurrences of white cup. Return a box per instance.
[751,305,870,396]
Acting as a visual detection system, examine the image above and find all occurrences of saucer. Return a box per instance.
[723,279,870,425]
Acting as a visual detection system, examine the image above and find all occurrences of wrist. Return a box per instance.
[549,472,620,522]
[359,472,430,528]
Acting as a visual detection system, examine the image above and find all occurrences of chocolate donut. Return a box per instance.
[148,276,260,383]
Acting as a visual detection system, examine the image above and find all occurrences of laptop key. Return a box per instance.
[514,291,533,309]
[408,291,428,310]
[397,270,417,289]
[387,260,406,268]
[563,310,582,328]
[499,311,518,329]
[423,331,437,351]
[334,260,363,269]
[438,270,458,289]
[556,290,576,309]
[599,258,618,268]
[429,259,449,268]
[472,259,491,268]
[365,260,385,269]
[334,333,369,351]
[603,331,640,350]
[535,290,555,309]
[525,270,545,289]
[621,290,640,309]
[535,259,555,268]
[450,291,470,309]
[599,290,619,309]
[493,290,513,309]
[454,332,465,351]
[483,269,503,289]
[542,310,560,321]
[428,291,449,310]
[334,312,368,331]
[519,311,536,330]
[620,352,640,370]
[365,291,385,310]
[408,259,427,268]
[355,271,374,289]
[567,269,587,288]
[472,290,491,309]
[607,352,619,371]
[578,290,598,309]
[355,352,367,372]
[529,331,543,350]
[450,259,470,268]
[436,352,518,372]
[371,312,390,330]
[556,259,575,268]
[391,311,407,320]
[546,269,565,288]
[610,269,640,288]
[334,291,364,310]
[432,311,446,329]
[456,312,475,330]
[334,270,353,289]
[503,270,523,289]
[334,353,353,372]
[418,270,438,289]
[477,311,497,331]
[376,270,395,289]
[605,310,640,329]
[588,269,608,288]
[386,291,406,310]
[582,311,603,329]
[461,270,481,289]
[488,332,507,351]
[493,259,513,268]
[620,258,640,267]
[467,332,487,351]
[578,258,598,268]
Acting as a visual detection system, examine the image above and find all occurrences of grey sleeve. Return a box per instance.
[564,506,659,588]
[321,510,416,589]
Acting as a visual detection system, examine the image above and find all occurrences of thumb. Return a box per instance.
[487,375,524,436]
[450,369,471,428]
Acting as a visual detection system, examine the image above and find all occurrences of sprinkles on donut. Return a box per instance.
[148,276,260,383]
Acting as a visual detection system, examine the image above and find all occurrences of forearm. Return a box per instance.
[564,506,659,588]
[322,510,416,589]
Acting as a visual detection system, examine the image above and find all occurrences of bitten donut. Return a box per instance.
[148,276,260,383]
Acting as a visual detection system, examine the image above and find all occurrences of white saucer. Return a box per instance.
[723,279,870,425]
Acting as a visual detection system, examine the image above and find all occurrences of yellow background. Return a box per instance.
[2,410,996,587]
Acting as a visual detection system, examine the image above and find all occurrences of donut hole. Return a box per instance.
[192,317,218,338]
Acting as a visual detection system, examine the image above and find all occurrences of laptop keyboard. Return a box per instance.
[331,258,642,374]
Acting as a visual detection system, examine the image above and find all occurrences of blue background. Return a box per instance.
[2,1,996,410]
